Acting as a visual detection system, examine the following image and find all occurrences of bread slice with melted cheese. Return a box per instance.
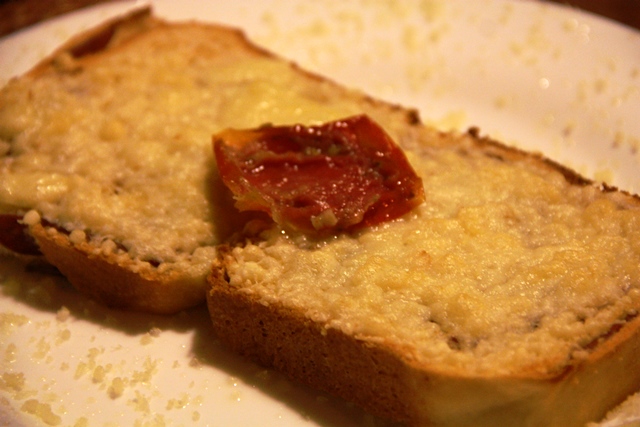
[1,9,238,312]
[0,8,415,313]
[203,37,640,427]
[209,126,640,427]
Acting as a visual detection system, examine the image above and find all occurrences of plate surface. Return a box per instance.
[1,1,639,426]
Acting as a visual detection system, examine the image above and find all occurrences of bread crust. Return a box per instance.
[30,222,205,314]
[208,261,417,424]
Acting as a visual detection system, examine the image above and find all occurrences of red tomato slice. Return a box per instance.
[213,115,424,235]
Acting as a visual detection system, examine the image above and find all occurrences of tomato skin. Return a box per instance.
[213,115,424,235]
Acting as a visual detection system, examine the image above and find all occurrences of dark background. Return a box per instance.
[0,0,639,37]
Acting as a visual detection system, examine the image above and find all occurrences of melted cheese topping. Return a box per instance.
[0,25,363,275]
[224,138,640,375]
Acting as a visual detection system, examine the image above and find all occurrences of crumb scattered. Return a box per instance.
[230,390,242,402]
[4,342,18,363]
[139,327,162,345]
[188,357,201,368]
[108,377,126,399]
[493,95,510,110]
[139,334,153,346]
[92,364,111,384]
[418,0,445,22]
[131,357,158,384]
[33,337,51,360]
[56,306,71,322]
[56,328,71,345]
[166,393,190,410]
[562,122,576,138]
[562,17,579,32]
[0,312,29,333]
[74,362,89,380]
[593,78,607,94]
[130,390,151,414]
[0,372,26,393]
[21,399,62,426]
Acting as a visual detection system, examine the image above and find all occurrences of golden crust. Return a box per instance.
[207,260,417,424]
[30,222,205,314]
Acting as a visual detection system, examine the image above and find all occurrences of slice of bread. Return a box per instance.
[0,8,413,313]
[206,83,640,427]
[0,9,239,313]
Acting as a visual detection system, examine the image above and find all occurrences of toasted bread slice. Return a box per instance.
[0,8,416,313]
[207,118,640,424]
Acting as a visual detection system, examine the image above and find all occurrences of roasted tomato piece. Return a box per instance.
[213,115,425,235]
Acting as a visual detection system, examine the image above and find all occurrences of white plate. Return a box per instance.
[1,1,639,426]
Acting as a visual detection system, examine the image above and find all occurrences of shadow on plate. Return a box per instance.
[0,255,399,427]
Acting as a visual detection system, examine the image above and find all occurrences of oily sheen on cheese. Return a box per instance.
[0,58,358,269]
